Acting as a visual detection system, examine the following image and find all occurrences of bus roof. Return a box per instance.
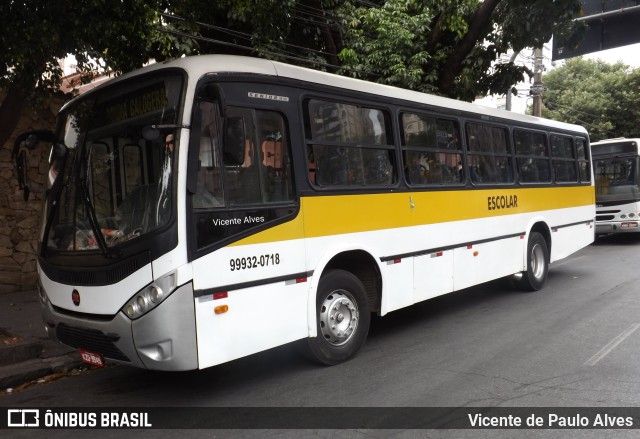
[70,55,587,135]
[591,138,640,145]
[591,138,639,156]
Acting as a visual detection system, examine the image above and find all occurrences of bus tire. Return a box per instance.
[517,232,549,291]
[306,269,370,366]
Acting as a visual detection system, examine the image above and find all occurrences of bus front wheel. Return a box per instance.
[306,269,371,365]
[517,232,549,291]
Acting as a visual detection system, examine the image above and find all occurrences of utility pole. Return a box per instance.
[532,47,544,117]
[505,50,519,111]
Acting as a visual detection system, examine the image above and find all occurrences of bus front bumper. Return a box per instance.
[596,221,640,235]
[39,282,198,371]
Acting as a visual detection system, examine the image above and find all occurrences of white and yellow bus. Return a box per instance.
[25,55,594,370]
[592,138,640,236]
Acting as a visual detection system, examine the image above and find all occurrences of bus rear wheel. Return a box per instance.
[517,231,549,291]
[306,269,370,365]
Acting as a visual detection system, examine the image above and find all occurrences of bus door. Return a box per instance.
[188,84,308,366]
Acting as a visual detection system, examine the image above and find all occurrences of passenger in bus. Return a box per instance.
[457,161,465,182]
[469,165,482,183]
[404,152,426,184]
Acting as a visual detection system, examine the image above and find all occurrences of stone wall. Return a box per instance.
[0,92,65,293]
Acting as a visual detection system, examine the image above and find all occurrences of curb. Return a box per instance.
[0,339,43,367]
[0,353,85,390]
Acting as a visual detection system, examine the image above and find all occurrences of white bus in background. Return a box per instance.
[17,55,594,371]
[592,138,640,236]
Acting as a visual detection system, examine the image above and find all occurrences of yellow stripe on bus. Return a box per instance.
[231,185,594,246]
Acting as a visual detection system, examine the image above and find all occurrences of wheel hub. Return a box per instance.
[319,290,359,346]
[531,243,545,279]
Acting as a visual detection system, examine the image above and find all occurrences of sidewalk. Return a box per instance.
[0,289,84,392]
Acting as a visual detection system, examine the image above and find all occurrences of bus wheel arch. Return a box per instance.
[305,250,381,365]
[517,223,551,291]
[323,250,382,314]
[529,222,552,257]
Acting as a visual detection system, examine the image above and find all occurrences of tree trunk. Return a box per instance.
[310,0,341,70]
[0,84,26,149]
[426,12,445,55]
[437,0,502,96]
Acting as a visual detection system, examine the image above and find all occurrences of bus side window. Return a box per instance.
[194,101,225,208]
[576,138,591,183]
[222,107,294,205]
[550,134,577,182]
[305,99,395,188]
[466,123,513,184]
[514,130,551,183]
[401,113,463,186]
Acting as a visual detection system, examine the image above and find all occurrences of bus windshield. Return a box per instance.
[594,155,640,203]
[43,72,184,253]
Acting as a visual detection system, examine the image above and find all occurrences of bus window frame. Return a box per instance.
[186,80,301,260]
[302,96,398,191]
[512,127,552,185]
[550,132,579,184]
[464,121,515,186]
[399,110,465,187]
[575,136,592,184]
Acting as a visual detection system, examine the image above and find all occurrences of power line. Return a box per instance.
[353,0,380,8]
[160,12,340,61]
[293,3,340,22]
[544,98,630,119]
[157,27,380,78]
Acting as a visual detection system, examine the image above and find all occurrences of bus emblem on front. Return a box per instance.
[72,289,80,306]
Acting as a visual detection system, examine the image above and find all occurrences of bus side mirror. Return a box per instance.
[141,125,160,141]
[50,142,67,162]
[223,117,246,166]
[12,129,54,201]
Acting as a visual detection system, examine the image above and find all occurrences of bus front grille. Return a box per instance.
[56,323,130,362]
[596,215,615,221]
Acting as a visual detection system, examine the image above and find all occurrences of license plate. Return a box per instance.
[79,349,105,367]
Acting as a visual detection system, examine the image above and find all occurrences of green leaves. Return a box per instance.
[338,0,435,91]
[542,58,640,141]
[338,0,581,100]
[1,0,583,110]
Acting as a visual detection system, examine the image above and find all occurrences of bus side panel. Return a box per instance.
[195,280,309,368]
[192,230,308,367]
[548,206,595,263]
[380,256,414,313]
[303,233,414,317]
[413,251,454,303]
[453,234,524,291]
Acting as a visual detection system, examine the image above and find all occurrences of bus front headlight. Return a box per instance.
[123,271,177,320]
[36,278,49,305]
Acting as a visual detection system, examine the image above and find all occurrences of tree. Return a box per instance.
[162,0,346,70]
[0,0,197,147]
[337,0,582,101]
[1,0,584,147]
[177,1,581,101]
[541,58,640,141]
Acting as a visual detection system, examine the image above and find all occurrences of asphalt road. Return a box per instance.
[3,234,640,438]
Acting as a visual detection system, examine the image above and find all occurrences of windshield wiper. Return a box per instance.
[77,151,123,258]
[79,182,112,257]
